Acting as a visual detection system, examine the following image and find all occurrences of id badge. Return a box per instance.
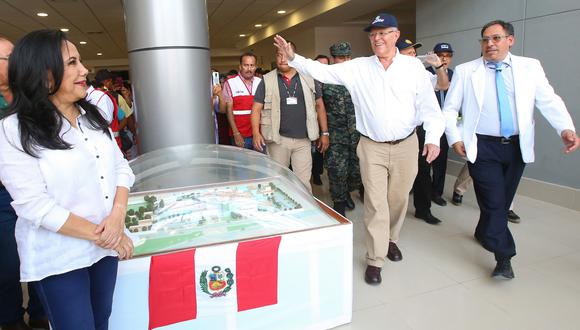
[286,97,298,105]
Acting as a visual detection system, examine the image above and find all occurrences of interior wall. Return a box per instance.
[417,0,580,189]
[314,26,373,58]
[246,27,316,71]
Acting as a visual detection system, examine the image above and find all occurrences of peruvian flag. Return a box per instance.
[148,236,282,329]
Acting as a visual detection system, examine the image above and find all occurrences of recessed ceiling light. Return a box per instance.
[239,34,246,37]
[254,24,263,28]
[277,10,286,14]
[60,28,69,32]
[37,12,48,17]
[97,52,103,56]
[79,41,87,45]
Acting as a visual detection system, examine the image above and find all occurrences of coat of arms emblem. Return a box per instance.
[200,266,234,298]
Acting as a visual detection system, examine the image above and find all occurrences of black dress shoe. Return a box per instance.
[432,195,447,206]
[364,265,382,285]
[333,201,346,217]
[491,259,515,279]
[345,195,355,210]
[387,242,403,261]
[2,320,32,330]
[415,212,442,225]
[507,210,521,223]
[451,192,463,205]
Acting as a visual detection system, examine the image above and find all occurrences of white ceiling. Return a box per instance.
[0,0,415,62]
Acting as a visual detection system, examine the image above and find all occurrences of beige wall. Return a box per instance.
[243,25,374,70]
[417,0,580,190]
[246,27,316,71]
[314,26,373,58]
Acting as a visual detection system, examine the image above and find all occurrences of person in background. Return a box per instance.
[0,29,135,329]
[222,53,262,150]
[311,54,331,186]
[94,69,135,157]
[396,38,450,225]
[0,35,49,330]
[397,38,422,56]
[443,20,578,279]
[428,43,454,207]
[321,42,362,217]
[119,82,138,159]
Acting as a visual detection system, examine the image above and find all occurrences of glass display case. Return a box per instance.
[110,145,352,330]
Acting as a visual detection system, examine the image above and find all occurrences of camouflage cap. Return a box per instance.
[329,41,352,56]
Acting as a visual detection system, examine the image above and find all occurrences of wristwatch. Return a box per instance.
[321,131,330,136]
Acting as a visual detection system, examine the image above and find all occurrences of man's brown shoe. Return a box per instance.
[387,242,403,261]
[364,265,382,285]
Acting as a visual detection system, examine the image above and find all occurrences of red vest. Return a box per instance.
[225,75,261,137]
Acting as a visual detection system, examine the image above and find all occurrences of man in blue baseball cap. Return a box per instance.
[396,38,423,57]
[429,42,455,207]
[273,13,445,286]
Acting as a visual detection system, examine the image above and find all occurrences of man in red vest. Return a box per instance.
[222,53,262,150]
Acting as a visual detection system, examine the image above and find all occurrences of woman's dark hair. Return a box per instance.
[7,29,110,157]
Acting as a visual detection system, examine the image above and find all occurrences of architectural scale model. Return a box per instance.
[125,178,336,256]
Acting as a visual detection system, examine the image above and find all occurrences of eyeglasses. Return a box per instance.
[479,35,510,44]
[368,30,397,38]
[437,53,453,58]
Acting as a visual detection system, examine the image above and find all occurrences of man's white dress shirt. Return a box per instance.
[289,52,445,145]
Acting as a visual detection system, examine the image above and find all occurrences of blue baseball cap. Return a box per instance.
[396,38,422,50]
[364,13,398,32]
[433,42,454,53]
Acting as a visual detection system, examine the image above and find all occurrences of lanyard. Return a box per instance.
[239,75,254,95]
[281,76,298,98]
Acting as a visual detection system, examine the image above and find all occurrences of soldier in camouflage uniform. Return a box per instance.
[322,42,362,217]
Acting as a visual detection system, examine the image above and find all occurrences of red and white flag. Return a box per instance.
[148,236,282,330]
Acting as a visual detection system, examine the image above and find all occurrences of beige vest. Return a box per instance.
[260,69,319,144]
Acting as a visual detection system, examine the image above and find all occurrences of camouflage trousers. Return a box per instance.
[325,142,362,203]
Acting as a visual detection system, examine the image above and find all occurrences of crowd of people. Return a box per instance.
[0,11,579,330]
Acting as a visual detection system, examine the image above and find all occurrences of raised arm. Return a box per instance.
[273,35,349,86]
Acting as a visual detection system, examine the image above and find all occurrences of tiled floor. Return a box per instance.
[312,174,580,330]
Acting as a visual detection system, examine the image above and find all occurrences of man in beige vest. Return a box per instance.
[251,42,329,192]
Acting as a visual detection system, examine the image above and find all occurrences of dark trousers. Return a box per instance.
[326,142,362,203]
[431,134,449,197]
[468,136,525,261]
[0,188,45,326]
[33,256,118,330]
[311,148,324,177]
[412,126,432,216]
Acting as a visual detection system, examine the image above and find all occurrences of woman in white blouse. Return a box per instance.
[0,30,135,330]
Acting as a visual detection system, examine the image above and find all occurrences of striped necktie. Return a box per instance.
[493,62,514,138]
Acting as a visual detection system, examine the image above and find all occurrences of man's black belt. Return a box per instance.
[361,130,415,145]
[476,134,519,145]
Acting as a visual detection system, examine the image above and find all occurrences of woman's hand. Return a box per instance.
[115,234,134,260]
[95,204,126,249]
